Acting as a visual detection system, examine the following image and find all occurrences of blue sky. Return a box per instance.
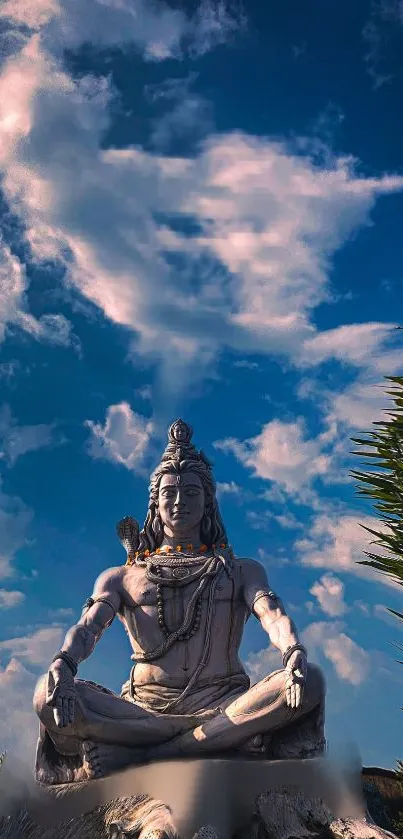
[0,0,402,771]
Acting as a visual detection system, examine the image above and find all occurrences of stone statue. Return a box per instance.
[33,419,326,787]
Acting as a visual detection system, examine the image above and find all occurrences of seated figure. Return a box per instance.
[33,420,326,785]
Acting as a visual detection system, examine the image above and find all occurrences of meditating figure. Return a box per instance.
[33,420,326,784]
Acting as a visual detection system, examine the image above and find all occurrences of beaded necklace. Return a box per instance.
[147,554,214,639]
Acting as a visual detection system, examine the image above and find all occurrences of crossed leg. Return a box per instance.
[33,664,325,777]
[33,674,219,778]
[147,664,326,761]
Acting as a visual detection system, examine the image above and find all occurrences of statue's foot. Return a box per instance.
[82,740,146,779]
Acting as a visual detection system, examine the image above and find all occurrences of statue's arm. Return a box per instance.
[241,558,302,659]
[55,566,124,670]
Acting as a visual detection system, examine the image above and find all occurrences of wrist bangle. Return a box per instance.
[282,644,307,668]
[52,651,78,677]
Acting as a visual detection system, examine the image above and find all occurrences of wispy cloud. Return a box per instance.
[362,1,403,90]
[145,73,213,151]
[0,626,64,668]
[0,404,61,466]
[0,242,77,349]
[85,402,154,473]
[0,0,401,394]
[0,588,25,608]
[245,645,283,685]
[296,512,401,588]
[0,0,245,60]
[0,625,64,762]
[309,573,347,617]
[0,658,38,762]
[0,481,32,580]
[216,480,242,497]
[215,419,330,496]
[302,621,370,686]
[247,618,370,687]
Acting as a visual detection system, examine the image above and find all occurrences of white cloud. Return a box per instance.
[247,619,370,687]
[309,573,347,617]
[216,480,242,497]
[0,404,59,465]
[245,646,283,685]
[353,600,370,615]
[302,621,370,685]
[324,634,370,685]
[0,361,20,380]
[145,73,213,150]
[296,512,401,588]
[0,0,59,29]
[48,606,74,619]
[0,242,76,348]
[0,0,402,394]
[85,402,153,473]
[0,588,25,608]
[0,658,38,763]
[0,245,28,343]
[299,322,397,368]
[215,419,330,495]
[0,0,244,60]
[0,481,32,580]
[0,626,63,668]
[327,380,391,430]
[0,625,63,764]
[187,0,246,57]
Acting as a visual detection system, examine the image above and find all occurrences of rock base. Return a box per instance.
[0,779,399,839]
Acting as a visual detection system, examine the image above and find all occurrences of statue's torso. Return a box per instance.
[118,556,250,691]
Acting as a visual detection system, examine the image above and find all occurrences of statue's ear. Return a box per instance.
[200,512,212,541]
[152,513,163,540]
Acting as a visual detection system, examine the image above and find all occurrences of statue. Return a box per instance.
[33,419,326,787]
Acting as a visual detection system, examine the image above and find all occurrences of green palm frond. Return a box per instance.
[350,374,403,687]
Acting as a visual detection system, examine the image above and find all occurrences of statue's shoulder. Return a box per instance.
[235,556,269,584]
[93,564,126,594]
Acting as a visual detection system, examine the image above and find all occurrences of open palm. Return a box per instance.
[45,662,77,728]
[285,649,307,709]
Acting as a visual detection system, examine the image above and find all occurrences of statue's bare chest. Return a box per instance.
[121,563,243,610]
[118,560,249,667]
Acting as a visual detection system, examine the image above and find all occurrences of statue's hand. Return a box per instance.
[45,661,76,728]
[285,649,307,710]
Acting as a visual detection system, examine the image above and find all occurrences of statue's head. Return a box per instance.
[138,420,227,553]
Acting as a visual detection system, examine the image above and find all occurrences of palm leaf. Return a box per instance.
[350,374,403,699]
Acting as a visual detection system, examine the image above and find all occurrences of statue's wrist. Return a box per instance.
[282,644,307,668]
[52,651,78,677]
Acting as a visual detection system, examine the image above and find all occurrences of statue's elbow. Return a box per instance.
[32,673,48,720]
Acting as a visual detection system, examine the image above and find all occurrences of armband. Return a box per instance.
[81,596,117,618]
[81,596,95,616]
[93,597,117,619]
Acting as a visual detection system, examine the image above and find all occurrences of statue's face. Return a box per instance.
[158,472,205,538]
[172,421,188,442]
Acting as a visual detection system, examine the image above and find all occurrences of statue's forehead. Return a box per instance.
[159,472,203,489]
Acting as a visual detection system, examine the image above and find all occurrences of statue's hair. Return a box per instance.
[138,456,228,553]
